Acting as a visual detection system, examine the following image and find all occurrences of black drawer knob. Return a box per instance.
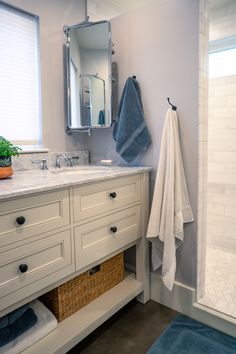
[19,264,28,273]
[110,226,118,233]
[16,216,26,225]
[109,192,117,199]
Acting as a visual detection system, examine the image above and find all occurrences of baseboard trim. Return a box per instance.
[151,272,236,337]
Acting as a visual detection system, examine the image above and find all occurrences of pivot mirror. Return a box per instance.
[64,21,112,133]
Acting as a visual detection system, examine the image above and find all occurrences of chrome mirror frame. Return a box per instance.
[64,20,112,135]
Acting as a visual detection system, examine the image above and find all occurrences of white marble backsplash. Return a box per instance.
[12,150,89,171]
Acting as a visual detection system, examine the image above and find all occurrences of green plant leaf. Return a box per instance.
[0,136,22,157]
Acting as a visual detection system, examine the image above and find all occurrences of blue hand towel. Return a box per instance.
[0,308,38,347]
[0,304,29,329]
[113,77,151,162]
[98,110,105,125]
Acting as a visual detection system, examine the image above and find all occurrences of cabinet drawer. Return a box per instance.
[73,175,140,222]
[74,205,140,270]
[0,190,70,247]
[0,230,72,300]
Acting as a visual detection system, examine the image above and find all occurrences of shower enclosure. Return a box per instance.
[198,0,236,320]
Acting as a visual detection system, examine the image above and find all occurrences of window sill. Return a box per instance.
[19,146,50,154]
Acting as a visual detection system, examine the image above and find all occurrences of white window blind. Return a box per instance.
[0,2,41,146]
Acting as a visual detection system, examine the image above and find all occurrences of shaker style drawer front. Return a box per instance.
[73,175,140,222]
[0,230,72,299]
[0,190,70,247]
[74,205,141,270]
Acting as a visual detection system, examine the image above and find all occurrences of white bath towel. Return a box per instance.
[146,108,193,291]
[1,300,57,354]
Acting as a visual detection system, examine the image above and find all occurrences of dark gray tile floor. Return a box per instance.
[67,300,177,354]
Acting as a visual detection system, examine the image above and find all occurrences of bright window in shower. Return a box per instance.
[209,47,236,78]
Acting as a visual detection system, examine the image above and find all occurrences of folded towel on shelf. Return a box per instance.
[113,77,151,162]
[0,308,37,347]
[146,108,193,291]
[0,304,29,329]
[1,300,57,354]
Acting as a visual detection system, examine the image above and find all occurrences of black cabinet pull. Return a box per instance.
[109,192,117,199]
[16,216,25,225]
[110,226,118,233]
[19,264,28,273]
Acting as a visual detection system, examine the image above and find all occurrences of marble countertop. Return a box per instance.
[0,165,151,200]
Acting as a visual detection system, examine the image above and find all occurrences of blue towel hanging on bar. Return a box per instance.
[113,77,151,162]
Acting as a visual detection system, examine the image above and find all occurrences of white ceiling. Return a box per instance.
[88,0,153,21]
[208,0,234,13]
[88,0,236,21]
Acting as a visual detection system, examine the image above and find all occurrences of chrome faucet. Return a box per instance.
[55,153,70,168]
[55,154,80,168]
[31,159,48,170]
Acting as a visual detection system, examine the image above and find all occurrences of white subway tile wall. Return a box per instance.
[207,75,236,251]
[197,0,236,318]
[209,0,236,41]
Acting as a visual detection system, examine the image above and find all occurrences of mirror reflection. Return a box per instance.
[64,21,112,132]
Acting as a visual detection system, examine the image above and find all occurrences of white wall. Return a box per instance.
[5,0,87,152]
[88,0,200,287]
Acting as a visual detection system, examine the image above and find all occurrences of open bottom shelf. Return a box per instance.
[23,273,143,354]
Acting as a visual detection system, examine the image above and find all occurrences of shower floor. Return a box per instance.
[198,247,236,318]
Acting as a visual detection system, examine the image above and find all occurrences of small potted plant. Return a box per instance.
[0,136,22,179]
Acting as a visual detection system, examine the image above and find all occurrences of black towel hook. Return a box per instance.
[132,75,136,79]
[167,97,177,111]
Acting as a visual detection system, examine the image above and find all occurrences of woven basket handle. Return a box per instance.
[89,264,101,276]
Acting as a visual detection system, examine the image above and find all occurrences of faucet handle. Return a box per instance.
[67,156,79,167]
[31,159,48,170]
[67,156,73,167]
[55,153,64,168]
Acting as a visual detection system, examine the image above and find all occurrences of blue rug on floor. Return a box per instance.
[146,314,236,354]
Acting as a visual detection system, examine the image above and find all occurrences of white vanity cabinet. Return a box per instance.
[73,175,142,270]
[0,170,150,354]
[74,205,141,270]
[0,189,70,247]
[72,175,141,221]
[0,190,74,313]
[0,230,73,310]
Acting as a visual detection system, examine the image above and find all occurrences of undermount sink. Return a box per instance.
[49,167,111,175]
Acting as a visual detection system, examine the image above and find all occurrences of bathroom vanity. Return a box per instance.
[0,166,150,353]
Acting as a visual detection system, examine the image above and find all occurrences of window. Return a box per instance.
[0,2,41,147]
[209,47,236,78]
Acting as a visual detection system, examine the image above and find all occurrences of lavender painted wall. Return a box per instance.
[88,0,200,288]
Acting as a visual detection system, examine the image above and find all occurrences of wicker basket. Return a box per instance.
[40,253,124,321]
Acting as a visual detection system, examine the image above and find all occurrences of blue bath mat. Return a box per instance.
[147,314,236,354]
